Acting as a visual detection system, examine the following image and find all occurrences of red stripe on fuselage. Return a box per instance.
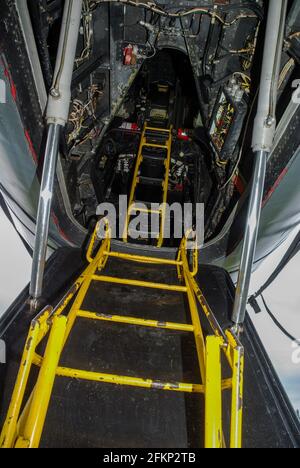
[262,167,288,207]
[24,129,38,164]
[4,67,17,101]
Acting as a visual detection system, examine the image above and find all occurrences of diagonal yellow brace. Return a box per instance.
[15,315,67,448]
[0,322,40,448]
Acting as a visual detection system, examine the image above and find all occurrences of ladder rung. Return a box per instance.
[138,176,164,186]
[142,143,168,149]
[129,230,159,239]
[128,229,159,239]
[128,206,161,215]
[145,126,171,133]
[91,275,188,292]
[77,310,194,332]
[55,366,204,394]
[104,251,182,266]
[142,153,166,162]
[133,200,157,209]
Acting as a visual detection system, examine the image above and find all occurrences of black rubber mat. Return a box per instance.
[41,257,202,448]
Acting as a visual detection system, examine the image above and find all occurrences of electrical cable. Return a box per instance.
[219,41,295,193]
[88,0,263,26]
[248,230,300,343]
[288,31,300,40]
[260,294,297,343]
[218,87,259,191]
[278,58,295,89]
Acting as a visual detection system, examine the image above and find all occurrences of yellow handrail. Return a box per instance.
[1,221,244,449]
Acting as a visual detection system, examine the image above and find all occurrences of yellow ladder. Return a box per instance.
[0,221,244,449]
[123,124,172,247]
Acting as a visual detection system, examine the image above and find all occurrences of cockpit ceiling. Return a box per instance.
[28,0,265,144]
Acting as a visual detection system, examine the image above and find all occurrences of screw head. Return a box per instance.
[265,116,275,128]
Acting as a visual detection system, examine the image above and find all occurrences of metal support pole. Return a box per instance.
[30,0,83,305]
[232,0,288,325]
[30,124,61,301]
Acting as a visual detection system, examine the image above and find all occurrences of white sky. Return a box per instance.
[249,227,300,414]
[0,209,31,313]
[0,208,299,413]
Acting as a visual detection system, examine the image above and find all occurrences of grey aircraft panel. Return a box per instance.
[0,58,67,247]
